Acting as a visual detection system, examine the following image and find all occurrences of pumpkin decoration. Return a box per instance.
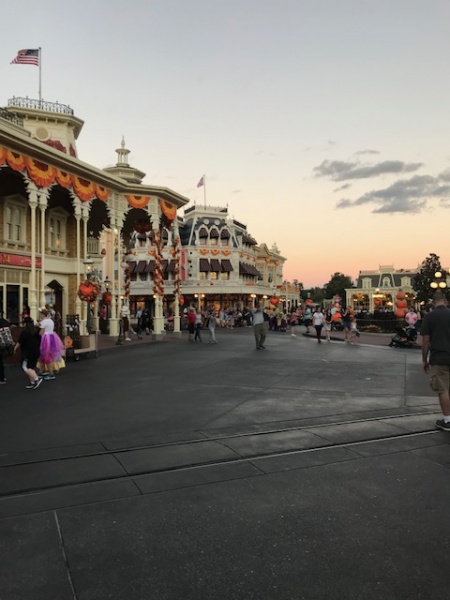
[102,291,112,305]
[78,280,100,302]
[179,295,185,306]
[270,297,279,306]
[395,290,407,318]
[101,248,106,256]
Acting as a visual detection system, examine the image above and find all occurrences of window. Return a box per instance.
[4,196,26,244]
[210,271,218,280]
[401,277,411,287]
[48,208,68,251]
[382,277,390,287]
[362,278,372,289]
[220,272,230,281]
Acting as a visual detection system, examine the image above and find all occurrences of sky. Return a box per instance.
[2,0,450,287]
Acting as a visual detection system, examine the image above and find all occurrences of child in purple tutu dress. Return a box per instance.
[39,308,65,380]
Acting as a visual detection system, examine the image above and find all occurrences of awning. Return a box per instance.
[210,228,219,238]
[167,259,176,272]
[210,258,221,272]
[135,260,148,274]
[220,229,230,239]
[161,259,168,272]
[127,261,137,273]
[239,262,249,275]
[239,262,258,276]
[199,258,210,272]
[198,227,208,238]
[145,261,155,273]
[242,233,257,246]
[221,259,233,272]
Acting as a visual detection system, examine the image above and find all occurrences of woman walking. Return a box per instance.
[14,317,42,389]
[194,309,203,342]
[39,308,65,380]
[313,306,325,343]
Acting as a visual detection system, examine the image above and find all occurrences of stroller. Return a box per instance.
[389,325,418,348]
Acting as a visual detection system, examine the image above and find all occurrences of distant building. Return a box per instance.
[345,264,431,312]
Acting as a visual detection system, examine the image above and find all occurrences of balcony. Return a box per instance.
[8,97,74,116]
[0,107,23,127]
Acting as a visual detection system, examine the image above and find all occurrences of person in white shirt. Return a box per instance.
[313,307,325,344]
[39,308,65,380]
[252,303,266,350]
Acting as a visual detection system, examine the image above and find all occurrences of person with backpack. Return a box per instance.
[0,313,13,384]
[14,317,42,389]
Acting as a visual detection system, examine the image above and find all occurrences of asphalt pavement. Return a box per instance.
[0,326,449,600]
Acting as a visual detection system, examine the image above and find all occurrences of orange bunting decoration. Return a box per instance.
[6,149,25,171]
[95,183,110,201]
[126,195,150,209]
[159,198,177,224]
[72,175,95,202]
[55,169,71,188]
[24,157,57,187]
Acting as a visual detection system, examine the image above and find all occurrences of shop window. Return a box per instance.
[220,272,230,281]
[210,271,218,280]
[4,197,26,244]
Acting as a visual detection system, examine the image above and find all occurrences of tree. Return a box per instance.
[324,272,354,304]
[413,253,446,303]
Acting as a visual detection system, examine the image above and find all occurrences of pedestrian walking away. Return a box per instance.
[14,317,42,389]
[38,308,65,380]
[252,302,266,349]
[0,313,14,384]
[187,307,196,342]
[207,308,217,344]
[324,309,332,342]
[313,306,324,343]
[194,309,203,342]
[421,290,450,431]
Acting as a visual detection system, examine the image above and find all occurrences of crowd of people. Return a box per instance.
[0,305,65,389]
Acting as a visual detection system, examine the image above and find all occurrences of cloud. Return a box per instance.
[333,183,351,192]
[336,172,450,214]
[354,149,380,156]
[314,159,423,181]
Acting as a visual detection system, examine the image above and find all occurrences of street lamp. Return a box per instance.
[430,271,447,290]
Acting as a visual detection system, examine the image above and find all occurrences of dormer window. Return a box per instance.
[210,228,219,246]
[198,227,208,246]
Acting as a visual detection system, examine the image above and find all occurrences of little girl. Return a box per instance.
[324,310,332,342]
[348,317,360,345]
[39,308,65,380]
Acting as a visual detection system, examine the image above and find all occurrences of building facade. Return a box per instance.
[345,265,425,312]
[1,97,300,336]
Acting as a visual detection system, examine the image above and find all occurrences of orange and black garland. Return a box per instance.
[172,236,181,300]
[152,230,164,298]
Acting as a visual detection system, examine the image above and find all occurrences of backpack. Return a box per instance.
[0,326,14,356]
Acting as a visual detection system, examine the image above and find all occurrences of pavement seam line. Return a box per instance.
[53,511,78,600]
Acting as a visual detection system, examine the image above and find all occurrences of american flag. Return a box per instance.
[10,49,40,66]
[197,176,204,188]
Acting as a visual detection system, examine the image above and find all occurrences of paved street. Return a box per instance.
[1,327,449,599]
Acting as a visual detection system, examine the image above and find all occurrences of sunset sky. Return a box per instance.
[2,0,450,287]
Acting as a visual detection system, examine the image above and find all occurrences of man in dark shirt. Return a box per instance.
[421,290,450,431]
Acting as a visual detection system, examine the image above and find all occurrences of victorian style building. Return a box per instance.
[345,265,433,312]
[0,96,300,337]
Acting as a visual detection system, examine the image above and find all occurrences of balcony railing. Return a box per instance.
[8,97,74,116]
[0,107,23,127]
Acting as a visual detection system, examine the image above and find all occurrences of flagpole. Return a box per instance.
[203,174,206,207]
[38,47,42,106]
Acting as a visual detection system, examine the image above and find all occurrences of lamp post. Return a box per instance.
[103,276,111,334]
[430,270,447,291]
[83,255,94,334]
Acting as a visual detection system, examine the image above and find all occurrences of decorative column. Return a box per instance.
[38,189,49,308]
[74,199,82,320]
[80,204,90,333]
[27,183,39,321]
[172,224,181,337]
[152,227,165,338]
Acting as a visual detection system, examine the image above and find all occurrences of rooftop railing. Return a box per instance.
[0,107,23,127]
[8,97,74,116]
